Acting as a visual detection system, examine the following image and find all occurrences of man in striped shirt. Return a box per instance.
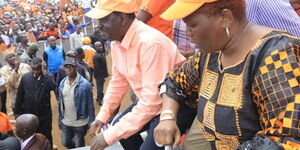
[246,0,300,37]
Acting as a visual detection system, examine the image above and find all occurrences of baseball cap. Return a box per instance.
[64,58,76,67]
[161,0,220,20]
[66,50,78,57]
[82,37,92,45]
[29,44,39,51]
[85,0,135,19]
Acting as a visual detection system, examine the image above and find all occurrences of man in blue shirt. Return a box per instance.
[43,36,65,80]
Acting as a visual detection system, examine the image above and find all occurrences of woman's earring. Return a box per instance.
[226,27,230,38]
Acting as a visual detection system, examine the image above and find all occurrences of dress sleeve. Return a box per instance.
[161,52,202,106]
[252,40,300,149]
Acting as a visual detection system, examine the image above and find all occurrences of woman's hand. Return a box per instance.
[154,119,181,148]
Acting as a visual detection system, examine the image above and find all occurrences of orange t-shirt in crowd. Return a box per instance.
[45,28,60,38]
[82,45,96,68]
[0,43,15,54]
[140,0,175,39]
[26,31,37,43]
[0,112,13,133]
[60,0,70,9]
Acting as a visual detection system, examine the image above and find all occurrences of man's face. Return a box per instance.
[5,53,17,66]
[21,35,29,44]
[28,49,37,57]
[49,24,55,30]
[15,121,25,139]
[31,64,42,77]
[97,13,122,41]
[64,65,76,77]
[48,38,56,48]
[61,27,66,33]
[94,42,103,51]
[76,27,82,34]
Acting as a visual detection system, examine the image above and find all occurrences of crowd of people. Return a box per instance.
[0,0,299,150]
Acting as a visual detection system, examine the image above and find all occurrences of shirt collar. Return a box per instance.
[21,134,35,150]
[66,72,80,86]
[120,19,139,50]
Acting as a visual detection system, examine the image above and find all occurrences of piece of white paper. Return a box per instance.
[0,76,5,86]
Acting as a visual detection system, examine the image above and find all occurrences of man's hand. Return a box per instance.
[91,132,109,150]
[14,58,21,72]
[154,120,181,148]
[89,120,104,137]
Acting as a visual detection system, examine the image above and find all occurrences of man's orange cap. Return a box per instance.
[85,0,135,19]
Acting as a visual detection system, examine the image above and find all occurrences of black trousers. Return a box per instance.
[0,91,6,113]
[90,68,94,84]
[112,101,196,150]
[95,78,105,104]
[37,114,53,146]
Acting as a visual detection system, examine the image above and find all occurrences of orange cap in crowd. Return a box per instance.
[161,0,220,20]
[85,0,135,19]
[82,37,92,45]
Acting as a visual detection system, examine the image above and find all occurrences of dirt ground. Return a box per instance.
[8,53,132,150]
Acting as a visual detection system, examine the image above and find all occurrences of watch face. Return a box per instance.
[160,84,167,94]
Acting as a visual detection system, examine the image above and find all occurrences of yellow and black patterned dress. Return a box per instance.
[162,30,300,149]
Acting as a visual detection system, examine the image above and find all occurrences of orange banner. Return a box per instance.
[60,0,71,9]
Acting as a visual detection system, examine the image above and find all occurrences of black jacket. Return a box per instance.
[89,32,105,45]
[93,50,108,79]
[15,72,56,117]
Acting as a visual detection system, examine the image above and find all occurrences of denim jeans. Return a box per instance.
[61,124,88,149]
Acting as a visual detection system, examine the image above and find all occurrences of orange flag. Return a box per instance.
[60,0,71,9]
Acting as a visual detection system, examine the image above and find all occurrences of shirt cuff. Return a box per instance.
[103,127,120,145]
[95,111,110,124]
